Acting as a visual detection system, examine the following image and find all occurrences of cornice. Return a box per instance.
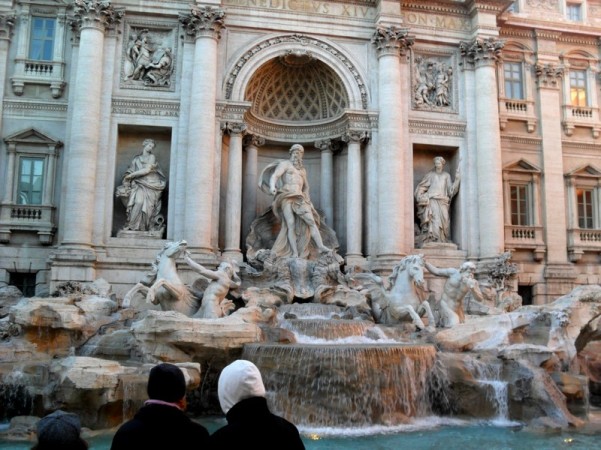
[562,140,601,152]
[408,119,466,137]
[500,134,542,146]
[111,98,180,116]
[3,99,68,113]
[401,2,467,17]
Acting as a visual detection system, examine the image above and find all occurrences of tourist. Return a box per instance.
[110,363,209,449]
[32,410,88,450]
[425,260,485,328]
[209,359,305,449]
[414,155,460,245]
[259,144,331,259]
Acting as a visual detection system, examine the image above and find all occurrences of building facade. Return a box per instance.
[1,0,601,304]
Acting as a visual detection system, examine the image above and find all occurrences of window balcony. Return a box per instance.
[499,98,537,132]
[504,224,545,261]
[567,228,601,262]
[0,203,56,245]
[11,58,66,98]
[562,105,601,138]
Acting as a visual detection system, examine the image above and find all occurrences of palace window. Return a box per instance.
[565,165,601,261]
[566,3,582,21]
[11,4,67,98]
[497,42,536,132]
[29,17,55,61]
[510,183,532,226]
[504,62,524,100]
[503,160,545,260]
[0,129,62,245]
[18,157,44,205]
[569,70,587,107]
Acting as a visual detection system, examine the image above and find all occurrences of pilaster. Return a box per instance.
[242,134,264,240]
[0,14,14,138]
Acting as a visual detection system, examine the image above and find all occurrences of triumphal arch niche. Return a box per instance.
[223,34,376,262]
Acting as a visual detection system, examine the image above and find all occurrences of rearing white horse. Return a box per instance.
[122,239,202,316]
[358,254,436,331]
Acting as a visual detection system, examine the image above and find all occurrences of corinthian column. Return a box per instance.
[460,37,504,259]
[372,26,414,262]
[242,134,264,240]
[342,130,369,264]
[0,14,15,134]
[179,6,225,254]
[61,1,122,250]
[223,122,246,261]
[315,139,335,227]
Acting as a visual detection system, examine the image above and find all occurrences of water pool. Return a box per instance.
[2,416,600,450]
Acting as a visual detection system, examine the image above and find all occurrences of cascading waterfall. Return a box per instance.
[242,304,440,428]
[464,356,510,423]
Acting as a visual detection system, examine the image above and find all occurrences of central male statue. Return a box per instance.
[259,144,331,259]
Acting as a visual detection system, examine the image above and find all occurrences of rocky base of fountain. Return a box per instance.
[0,282,600,438]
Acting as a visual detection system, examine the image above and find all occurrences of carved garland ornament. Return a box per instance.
[225,34,369,110]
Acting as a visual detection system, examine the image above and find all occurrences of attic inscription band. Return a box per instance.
[223,0,375,18]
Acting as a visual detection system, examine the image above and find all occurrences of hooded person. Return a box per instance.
[209,359,305,449]
[32,410,88,450]
[110,362,209,450]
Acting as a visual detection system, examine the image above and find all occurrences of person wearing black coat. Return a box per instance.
[110,363,209,450]
[209,359,305,450]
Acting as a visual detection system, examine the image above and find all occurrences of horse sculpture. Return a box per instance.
[355,254,436,331]
[122,239,202,316]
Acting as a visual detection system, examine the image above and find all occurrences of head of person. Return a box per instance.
[147,362,187,408]
[218,261,235,277]
[218,359,266,414]
[142,138,156,153]
[433,156,445,172]
[459,261,476,275]
[32,410,88,450]
[289,144,304,165]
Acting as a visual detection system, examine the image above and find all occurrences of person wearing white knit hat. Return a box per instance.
[209,359,305,449]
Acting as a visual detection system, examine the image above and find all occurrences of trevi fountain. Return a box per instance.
[0,146,600,448]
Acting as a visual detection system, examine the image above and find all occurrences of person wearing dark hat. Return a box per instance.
[32,410,88,450]
[110,362,209,450]
[209,359,305,449]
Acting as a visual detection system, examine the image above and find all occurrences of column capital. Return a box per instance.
[71,0,124,33]
[341,130,370,144]
[243,134,265,148]
[314,139,337,152]
[535,62,564,89]
[0,13,15,41]
[223,122,247,136]
[459,36,504,68]
[179,6,225,40]
[372,25,414,57]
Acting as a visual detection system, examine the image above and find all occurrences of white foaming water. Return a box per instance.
[464,356,510,422]
[293,333,399,345]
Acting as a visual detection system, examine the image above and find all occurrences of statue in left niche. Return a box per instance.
[116,138,167,236]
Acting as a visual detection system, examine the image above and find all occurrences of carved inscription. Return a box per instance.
[401,12,470,31]
[223,0,375,18]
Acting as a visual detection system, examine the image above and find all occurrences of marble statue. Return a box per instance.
[125,34,153,81]
[122,240,202,316]
[353,254,436,331]
[258,144,332,259]
[184,252,241,319]
[425,260,484,328]
[414,156,460,246]
[115,138,166,234]
[144,47,173,86]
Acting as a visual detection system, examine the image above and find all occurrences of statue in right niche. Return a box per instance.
[414,156,460,246]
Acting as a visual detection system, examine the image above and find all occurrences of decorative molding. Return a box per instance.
[459,37,504,67]
[225,34,369,110]
[341,129,369,144]
[500,134,543,146]
[71,0,124,33]
[216,101,252,122]
[179,6,225,40]
[535,62,564,88]
[243,134,265,147]
[372,25,414,57]
[408,119,465,137]
[3,100,68,114]
[0,13,15,40]
[401,2,467,16]
[111,98,180,117]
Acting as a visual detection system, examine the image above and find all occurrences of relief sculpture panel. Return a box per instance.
[412,54,455,112]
